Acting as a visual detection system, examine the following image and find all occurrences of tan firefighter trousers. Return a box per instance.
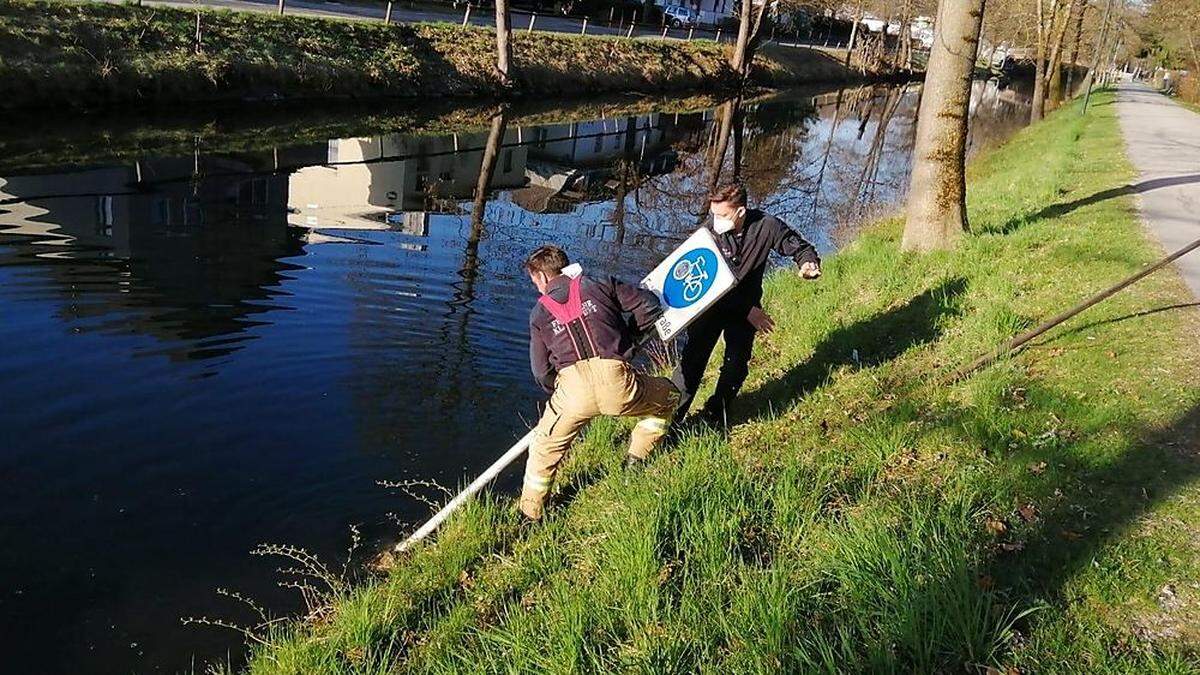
[520,357,678,519]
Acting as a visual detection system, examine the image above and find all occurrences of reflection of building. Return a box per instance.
[513,114,681,214]
[287,132,528,230]
[0,157,303,357]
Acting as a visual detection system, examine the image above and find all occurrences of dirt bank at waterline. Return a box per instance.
[0,0,888,112]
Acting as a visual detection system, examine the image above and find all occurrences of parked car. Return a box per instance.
[662,4,698,27]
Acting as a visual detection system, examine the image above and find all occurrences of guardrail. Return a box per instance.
[265,0,853,50]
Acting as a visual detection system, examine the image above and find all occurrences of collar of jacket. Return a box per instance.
[544,273,572,301]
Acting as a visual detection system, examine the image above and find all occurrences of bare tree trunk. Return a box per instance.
[731,0,769,76]
[1045,0,1077,111]
[495,0,513,85]
[902,0,987,252]
[1031,0,1049,122]
[845,4,863,66]
[1064,1,1086,95]
[1082,0,1113,114]
[731,0,753,73]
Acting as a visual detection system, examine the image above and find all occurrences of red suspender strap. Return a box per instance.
[537,276,598,359]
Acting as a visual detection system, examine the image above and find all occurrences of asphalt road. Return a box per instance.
[103,0,735,42]
[1116,83,1200,298]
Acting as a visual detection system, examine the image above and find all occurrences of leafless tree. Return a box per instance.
[495,0,513,85]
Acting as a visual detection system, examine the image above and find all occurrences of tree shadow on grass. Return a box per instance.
[951,382,1200,648]
[733,277,969,425]
[988,174,1200,235]
[1014,400,1200,597]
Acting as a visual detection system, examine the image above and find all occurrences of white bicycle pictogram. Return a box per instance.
[671,256,711,303]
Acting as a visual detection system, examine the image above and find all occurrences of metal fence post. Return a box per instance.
[661,25,668,39]
[462,4,471,26]
[715,28,721,42]
[627,23,634,38]
[608,7,614,25]
[687,26,693,41]
[528,13,536,32]
[384,1,393,23]
[581,17,588,35]
[277,0,284,15]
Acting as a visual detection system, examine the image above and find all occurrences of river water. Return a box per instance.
[0,80,1030,673]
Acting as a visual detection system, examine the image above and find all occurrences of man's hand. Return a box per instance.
[747,306,775,334]
[799,261,821,279]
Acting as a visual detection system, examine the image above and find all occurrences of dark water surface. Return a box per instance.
[0,80,1030,673]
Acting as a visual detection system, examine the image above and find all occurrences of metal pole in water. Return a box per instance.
[394,431,536,553]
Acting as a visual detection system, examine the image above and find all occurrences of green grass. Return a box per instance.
[235,90,1200,673]
[0,0,857,111]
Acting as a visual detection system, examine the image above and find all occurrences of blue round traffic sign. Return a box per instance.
[662,247,718,309]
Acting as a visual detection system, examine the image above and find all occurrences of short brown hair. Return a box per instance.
[524,245,569,276]
[709,182,747,207]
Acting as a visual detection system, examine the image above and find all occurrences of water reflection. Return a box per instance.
[0,80,1031,674]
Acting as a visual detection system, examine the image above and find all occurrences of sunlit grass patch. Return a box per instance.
[238,90,1200,673]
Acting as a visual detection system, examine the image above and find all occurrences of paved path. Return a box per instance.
[1116,83,1200,298]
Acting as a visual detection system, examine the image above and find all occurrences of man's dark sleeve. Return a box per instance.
[771,215,820,267]
[529,311,556,393]
[611,276,663,333]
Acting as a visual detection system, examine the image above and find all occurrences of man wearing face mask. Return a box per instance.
[671,182,821,426]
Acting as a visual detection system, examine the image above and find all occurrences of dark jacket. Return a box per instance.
[707,209,819,317]
[529,274,661,393]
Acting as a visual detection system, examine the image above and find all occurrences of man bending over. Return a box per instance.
[521,245,679,520]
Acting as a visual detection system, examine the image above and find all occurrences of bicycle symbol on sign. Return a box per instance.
[672,256,711,304]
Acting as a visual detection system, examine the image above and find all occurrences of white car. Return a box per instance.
[662,4,698,27]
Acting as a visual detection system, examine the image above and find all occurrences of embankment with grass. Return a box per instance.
[0,0,870,112]
[234,89,1200,673]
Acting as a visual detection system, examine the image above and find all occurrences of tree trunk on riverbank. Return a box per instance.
[730,0,770,77]
[1031,0,1075,121]
[1044,0,1078,111]
[1064,1,1087,97]
[495,0,513,85]
[845,4,863,67]
[902,0,986,252]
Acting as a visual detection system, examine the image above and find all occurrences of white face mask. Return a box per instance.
[712,207,742,234]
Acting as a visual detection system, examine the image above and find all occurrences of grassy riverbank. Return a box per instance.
[232,90,1200,673]
[0,0,864,112]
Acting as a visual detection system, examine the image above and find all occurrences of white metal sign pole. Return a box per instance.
[395,430,536,553]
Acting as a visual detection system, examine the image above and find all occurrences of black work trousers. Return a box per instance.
[670,308,756,420]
